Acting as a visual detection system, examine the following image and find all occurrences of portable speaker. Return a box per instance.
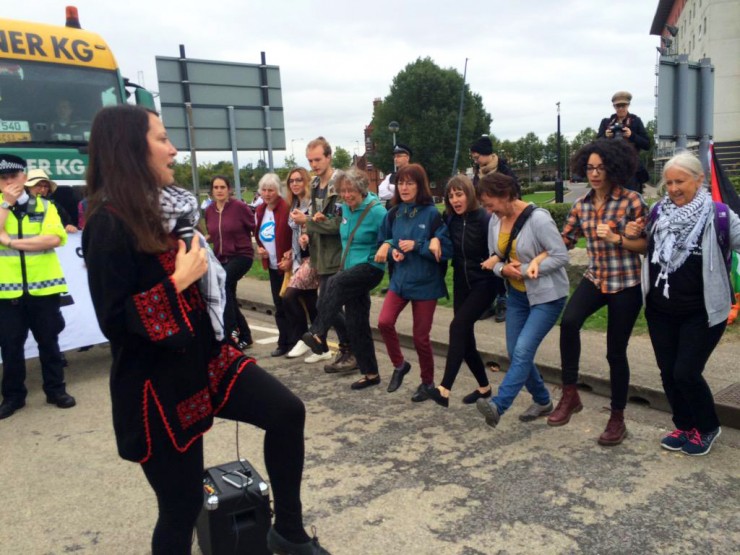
[195,459,271,555]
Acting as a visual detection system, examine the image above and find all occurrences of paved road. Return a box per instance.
[2,311,738,554]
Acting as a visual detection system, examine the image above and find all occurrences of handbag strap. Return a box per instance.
[502,204,536,262]
[340,200,379,269]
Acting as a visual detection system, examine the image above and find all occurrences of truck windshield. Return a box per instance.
[0,60,122,146]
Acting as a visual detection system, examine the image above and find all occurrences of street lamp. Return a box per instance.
[388,121,400,171]
[290,138,304,158]
[555,102,564,203]
[388,121,399,147]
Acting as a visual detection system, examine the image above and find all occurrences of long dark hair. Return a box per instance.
[86,105,169,253]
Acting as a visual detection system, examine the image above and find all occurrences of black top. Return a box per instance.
[83,208,249,462]
[448,208,496,288]
[647,234,704,315]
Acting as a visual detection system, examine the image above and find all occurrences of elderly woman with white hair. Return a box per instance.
[302,168,387,390]
[627,151,740,456]
[255,173,294,357]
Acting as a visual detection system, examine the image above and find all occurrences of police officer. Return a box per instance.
[0,154,75,420]
[378,143,413,208]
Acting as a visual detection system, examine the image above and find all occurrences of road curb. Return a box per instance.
[238,296,739,429]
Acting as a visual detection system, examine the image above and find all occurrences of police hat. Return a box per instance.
[393,143,412,157]
[0,154,27,175]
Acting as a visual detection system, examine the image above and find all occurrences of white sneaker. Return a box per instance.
[304,351,333,364]
[286,340,311,358]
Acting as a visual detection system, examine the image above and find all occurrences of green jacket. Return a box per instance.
[306,175,343,275]
[339,192,386,271]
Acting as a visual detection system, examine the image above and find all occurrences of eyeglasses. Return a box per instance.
[288,178,304,184]
[586,165,606,174]
[397,180,417,187]
[613,103,629,108]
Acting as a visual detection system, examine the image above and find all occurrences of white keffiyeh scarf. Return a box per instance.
[651,187,712,298]
[160,186,227,340]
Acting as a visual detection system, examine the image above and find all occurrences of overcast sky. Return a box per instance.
[12,1,662,166]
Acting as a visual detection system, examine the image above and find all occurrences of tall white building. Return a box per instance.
[651,0,740,176]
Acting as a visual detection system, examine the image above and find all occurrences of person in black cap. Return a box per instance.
[469,136,518,322]
[378,143,412,208]
[597,91,651,193]
[0,153,75,420]
[470,136,519,196]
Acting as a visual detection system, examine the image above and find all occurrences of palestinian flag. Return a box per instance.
[709,144,740,323]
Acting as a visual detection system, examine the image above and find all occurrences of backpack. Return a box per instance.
[648,201,732,274]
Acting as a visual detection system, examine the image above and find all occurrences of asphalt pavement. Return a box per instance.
[235,264,740,430]
[2,311,738,554]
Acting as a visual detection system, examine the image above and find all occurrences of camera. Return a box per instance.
[608,122,624,138]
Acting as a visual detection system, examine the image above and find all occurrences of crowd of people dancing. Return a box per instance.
[3,99,737,555]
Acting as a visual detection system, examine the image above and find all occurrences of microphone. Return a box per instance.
[175,214,195,251]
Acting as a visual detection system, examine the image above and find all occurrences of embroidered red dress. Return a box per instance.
[83,208,249,463]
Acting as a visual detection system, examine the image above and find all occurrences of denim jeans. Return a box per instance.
[492,288,566,415]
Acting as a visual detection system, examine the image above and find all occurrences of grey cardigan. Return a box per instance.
[488,206,570,305]
[642,201,740,327]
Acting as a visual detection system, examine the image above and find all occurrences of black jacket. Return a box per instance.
[597,112,650,152]
[448,208,496,288]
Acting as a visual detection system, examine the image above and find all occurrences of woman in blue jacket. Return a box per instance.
[375,164,452,402]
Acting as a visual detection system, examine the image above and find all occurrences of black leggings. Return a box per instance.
[141,362,307,554]
[560,279,642,410]
[440,280,496,391]
[223,256,253,342]
[283,287,318,347]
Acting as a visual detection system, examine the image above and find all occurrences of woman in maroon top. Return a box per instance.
[204,175,255,350]
[83,106,330,555]
[255,174,294,357]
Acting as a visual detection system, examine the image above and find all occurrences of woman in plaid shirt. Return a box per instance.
[547,139,647,446]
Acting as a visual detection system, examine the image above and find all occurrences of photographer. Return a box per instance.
[597,91,650,192]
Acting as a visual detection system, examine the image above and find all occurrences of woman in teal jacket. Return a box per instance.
[302,168,387,390]
[375,164,452,402]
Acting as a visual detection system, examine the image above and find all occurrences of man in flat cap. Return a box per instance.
[0,153,75,420]
[597,91,651,192]
[378,143,412,208]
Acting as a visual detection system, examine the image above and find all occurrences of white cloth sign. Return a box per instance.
[1,233,109,362]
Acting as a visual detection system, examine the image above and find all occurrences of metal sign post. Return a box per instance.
[156,49,285,197]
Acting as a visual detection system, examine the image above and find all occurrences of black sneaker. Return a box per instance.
[494,298,507,323]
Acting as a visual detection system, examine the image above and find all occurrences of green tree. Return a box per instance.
[642,119,656,182]
[543,133,569,168]
[283,154,298,169]
[332,146,352,170]
[570,127,597,155]
[369,57,492,186]
[513,132,543,169]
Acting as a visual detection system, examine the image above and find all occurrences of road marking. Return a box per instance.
[255,336,279,345]
[249,325,279,333]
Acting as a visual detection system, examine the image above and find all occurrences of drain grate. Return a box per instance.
[714,382,740,409]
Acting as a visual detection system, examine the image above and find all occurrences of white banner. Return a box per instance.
[0,233,109,362]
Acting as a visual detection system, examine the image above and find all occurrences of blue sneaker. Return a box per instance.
[660,428,693,451]
[681,427,721,456]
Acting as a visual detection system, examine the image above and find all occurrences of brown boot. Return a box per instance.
[598,410,627,446]
[546,384,583,427]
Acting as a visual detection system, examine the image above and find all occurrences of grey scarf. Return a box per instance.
[651,187,712,298]
[160,186,226,340]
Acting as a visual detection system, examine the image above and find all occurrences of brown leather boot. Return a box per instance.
[598,410,627,446]
[546,384,583,427]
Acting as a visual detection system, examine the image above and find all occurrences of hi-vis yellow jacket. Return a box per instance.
[0,195,68,298]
